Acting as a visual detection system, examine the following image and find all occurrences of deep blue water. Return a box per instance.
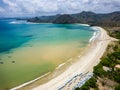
[0,19,94,53]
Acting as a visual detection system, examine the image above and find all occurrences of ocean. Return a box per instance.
[0,19,94,90]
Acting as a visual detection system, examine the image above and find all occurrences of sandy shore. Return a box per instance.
[32,26,111,90]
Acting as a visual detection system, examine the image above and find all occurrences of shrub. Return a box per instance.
[115,84,120,90]
[93,64,106,77]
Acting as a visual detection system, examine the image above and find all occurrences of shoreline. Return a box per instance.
[2,22,92,88]
[10,72,51,90]
[76,23,90,26]
[32,26,111,90]
[10,26,110,90]
[89,27,100,43]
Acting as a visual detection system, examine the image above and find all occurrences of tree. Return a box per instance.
[93,64,106,77]
[115,84,120,90]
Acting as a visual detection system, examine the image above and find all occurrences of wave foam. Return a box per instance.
[9,20,41,24]
[89,27,100,43]
[56,63,66,69]
[10,72,50,90]
[9,20,27,24]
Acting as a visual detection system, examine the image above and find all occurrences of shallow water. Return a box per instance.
[0,19,94,90]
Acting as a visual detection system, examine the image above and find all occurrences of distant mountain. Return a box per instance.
[52,14,78,24]
[71,11,97,23]
[39,14,60,22]
[27,17,44,23]
[26,11,120,27]
[27,14,60,23]
[71,11,120,26]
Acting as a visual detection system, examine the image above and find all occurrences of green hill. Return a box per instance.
[26,11,120,27]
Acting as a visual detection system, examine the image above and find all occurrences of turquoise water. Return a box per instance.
[0,19,94,53]
[0,19,95,90]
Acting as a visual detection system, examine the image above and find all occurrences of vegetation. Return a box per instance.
[76,28,120,90]
[27,17,44,23]
[52,14,78,24]
[78,76,98,90]
[26,11,120,26]
[110,31,120,39]
[115,84,120,90]
[23,11,120,90]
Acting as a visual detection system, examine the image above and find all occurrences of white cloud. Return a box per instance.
[0,7,5,12]
[0,7,5,17]
[41,2,58,12]
[0,0,120,17]
[3,0,17,7]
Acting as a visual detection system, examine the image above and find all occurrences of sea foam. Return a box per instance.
[9,20,40,24]
[9,20,27,24]
[89,27,100,43]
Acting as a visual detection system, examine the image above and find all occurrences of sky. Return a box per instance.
[0,0,120,17]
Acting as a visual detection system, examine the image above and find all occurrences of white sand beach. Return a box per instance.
[32,26,112,90]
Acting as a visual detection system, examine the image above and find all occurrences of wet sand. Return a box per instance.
[0,41,86,90]
[32,26,111,90]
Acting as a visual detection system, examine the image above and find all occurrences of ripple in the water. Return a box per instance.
[0,19,95,90]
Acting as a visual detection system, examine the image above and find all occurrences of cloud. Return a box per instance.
[3,0,17,7]
[0,0,120,17]
[0,7,4,12]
